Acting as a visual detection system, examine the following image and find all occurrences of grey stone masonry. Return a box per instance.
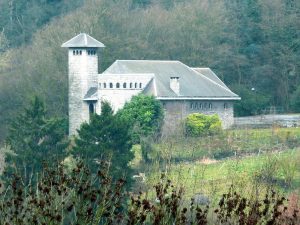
[68,48,99,135]
[162,100,234,135]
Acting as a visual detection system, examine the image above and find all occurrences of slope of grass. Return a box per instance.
[142,149,300,202]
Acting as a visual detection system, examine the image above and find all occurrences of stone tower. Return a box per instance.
[62,33,105,135]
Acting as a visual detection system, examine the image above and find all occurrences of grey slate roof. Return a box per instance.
[84,87,97,100]
[103,60,240,100]
[192,68,230,91]
[61,33,105,48]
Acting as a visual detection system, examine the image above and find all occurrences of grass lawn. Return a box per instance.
[136,147,300,203]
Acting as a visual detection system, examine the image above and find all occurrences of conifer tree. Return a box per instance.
[73,102,134,180]
[5,96,68,183]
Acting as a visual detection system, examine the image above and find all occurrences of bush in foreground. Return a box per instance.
[185,113,222,137]
[0,162,299,224]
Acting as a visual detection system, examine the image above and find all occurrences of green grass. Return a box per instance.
[149,127,300,162]
[130,127,300,205]
[142,149,300,202]
[132,128,300,202]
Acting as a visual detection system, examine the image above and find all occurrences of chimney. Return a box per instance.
[170,76,180,95]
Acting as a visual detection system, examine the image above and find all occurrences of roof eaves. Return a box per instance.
[157,97,241,100]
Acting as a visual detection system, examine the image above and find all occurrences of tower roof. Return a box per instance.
[61,33,105,48]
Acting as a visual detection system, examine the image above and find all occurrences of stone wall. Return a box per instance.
[97,74,153,112]
[68,48,98,135]
[161,100,234,135]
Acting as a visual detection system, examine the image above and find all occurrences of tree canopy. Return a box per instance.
[73,102,134,179]
[4,96,68,183]
[117,95,164,143]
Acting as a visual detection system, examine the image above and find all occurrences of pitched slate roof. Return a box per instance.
[192,68,230,91]
[84,87,97,100]
[61,33,105,48]
[103,60,240,100]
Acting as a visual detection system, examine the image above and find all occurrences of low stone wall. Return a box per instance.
[233,114,300,128]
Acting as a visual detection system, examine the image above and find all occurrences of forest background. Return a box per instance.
[0,0,299,141]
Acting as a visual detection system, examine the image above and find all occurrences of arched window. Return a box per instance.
[199,103,202,109]
[130,83,133,88]
[76,50,79,55]
[135,83,137,88]
[103,83,106,88]
[109,83,113,88]
[139,83,142,88]
[190,103,193,109]
[209,103,212,109]
[123,83,126,88]
[99,83,101,88]
[87,50,90,55]
[73,50,75,55]
[116,83,120,88]
[79,50,82,55]
[224,103,228,109]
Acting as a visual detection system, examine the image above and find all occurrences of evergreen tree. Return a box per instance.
[5,96,68,183]
[73,102,134,180]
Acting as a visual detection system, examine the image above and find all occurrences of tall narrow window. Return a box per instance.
[209,103,212,109]
[123,83,127,88]
[224,103,228,109]
[135,83,137,88]
[103,83,106,88]
[130,83,133,88]
[116,83,120,88]
[139,83,142,88]
[89,103,94,114]
[110,83,113,88]
[199,103,202,109]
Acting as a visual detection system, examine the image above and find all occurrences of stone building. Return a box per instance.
[62,33,240,136]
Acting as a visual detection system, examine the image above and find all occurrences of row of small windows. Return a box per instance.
[100,82,143,89]
[72,50,96,55]
[190,102,229,110]
[88,50,96,55]
[191,102,212,110]
[73,50,82,55]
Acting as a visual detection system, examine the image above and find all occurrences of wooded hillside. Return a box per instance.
[0,0,299,140]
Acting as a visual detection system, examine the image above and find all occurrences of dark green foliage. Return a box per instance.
[290,85,300,112]
[117,94,164,143]
[232,85,271,116]
[185,113,222,137]
[73,102,134,180]
[4,96,68,183]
